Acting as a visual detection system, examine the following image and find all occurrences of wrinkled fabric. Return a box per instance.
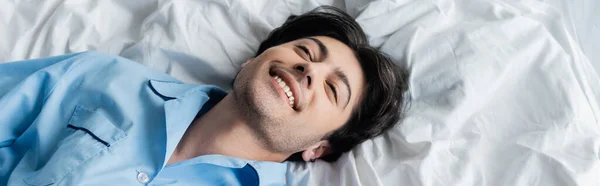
[0,0,599,186]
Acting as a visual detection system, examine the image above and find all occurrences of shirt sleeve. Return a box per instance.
[0,52,84,148]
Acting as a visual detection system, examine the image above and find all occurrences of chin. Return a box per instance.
[237,81,280,118]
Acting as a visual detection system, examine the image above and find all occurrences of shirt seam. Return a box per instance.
[40,53,87,104]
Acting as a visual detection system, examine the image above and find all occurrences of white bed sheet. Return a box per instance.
[1,0,599,186]
[290,1,600,185]
[543,0,600,75]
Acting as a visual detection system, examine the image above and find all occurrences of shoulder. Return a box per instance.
[64,51,178,82]
[70,51,148,71]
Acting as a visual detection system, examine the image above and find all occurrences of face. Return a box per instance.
[232,36,366,154]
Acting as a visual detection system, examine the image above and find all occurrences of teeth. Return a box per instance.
[274,75,296,107]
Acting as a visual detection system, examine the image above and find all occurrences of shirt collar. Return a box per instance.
[148,79,226,100]
[247,160,288,185]
[166,154,288,185]
[148,79,227,168]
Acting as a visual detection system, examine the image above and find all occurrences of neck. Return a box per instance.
[167,94,289,165]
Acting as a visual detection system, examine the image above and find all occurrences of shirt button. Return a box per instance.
[137,172,150,184]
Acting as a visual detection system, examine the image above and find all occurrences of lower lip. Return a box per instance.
[271,76,293,108]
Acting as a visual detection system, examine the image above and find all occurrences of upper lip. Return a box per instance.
[271,68,302,110]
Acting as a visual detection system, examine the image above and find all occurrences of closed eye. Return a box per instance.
[295,45,313,61]
[327,82,338,104]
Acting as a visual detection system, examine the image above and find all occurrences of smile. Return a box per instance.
[273,75,295,107]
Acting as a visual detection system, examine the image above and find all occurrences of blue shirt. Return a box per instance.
[0,51,287,186]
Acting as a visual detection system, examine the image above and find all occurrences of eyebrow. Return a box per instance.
[306,37,328,61]
[334,67,352,108]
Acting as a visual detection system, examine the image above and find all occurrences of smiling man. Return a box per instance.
[0,6,408,186]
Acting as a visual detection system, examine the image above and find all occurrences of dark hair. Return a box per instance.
[256,6,409,162]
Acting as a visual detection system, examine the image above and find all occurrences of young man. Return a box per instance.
[0,6,408,186]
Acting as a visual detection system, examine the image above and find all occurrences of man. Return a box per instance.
[0,6,408,186]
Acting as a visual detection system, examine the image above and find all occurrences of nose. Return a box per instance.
[294,63,312,88]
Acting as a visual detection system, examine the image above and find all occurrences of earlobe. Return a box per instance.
[301,149,315,162]
[301,141,332,162]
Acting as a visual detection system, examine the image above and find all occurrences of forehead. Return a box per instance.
[297,36,366,105]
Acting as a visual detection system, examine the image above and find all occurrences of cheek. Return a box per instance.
[304,102,348,132]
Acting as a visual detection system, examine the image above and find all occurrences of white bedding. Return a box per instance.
[1,0,599,186]
[544,0,600,75]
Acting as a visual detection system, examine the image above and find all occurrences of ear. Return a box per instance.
[301,140,332,162]
[241,58,254,68]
